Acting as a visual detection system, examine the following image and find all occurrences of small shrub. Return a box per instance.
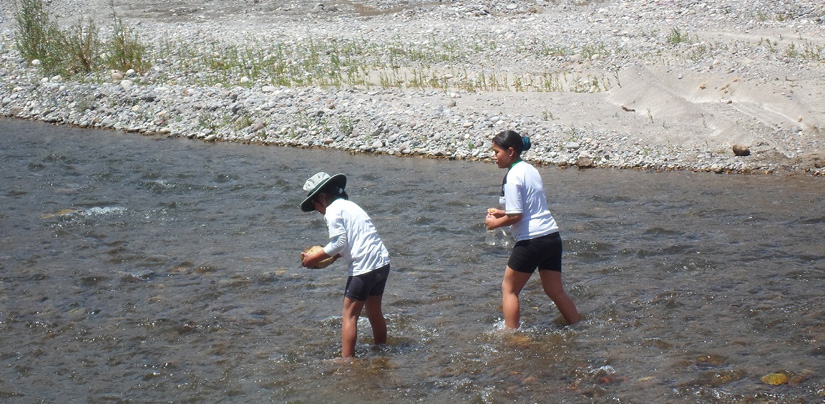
[14,0,65,73]
[106,16,149,73]
[339,117,355,136]
[64,17,102,74]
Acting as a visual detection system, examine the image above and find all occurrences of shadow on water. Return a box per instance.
[1,118,824,402]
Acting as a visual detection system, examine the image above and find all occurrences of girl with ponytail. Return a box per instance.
[485,130,581,328]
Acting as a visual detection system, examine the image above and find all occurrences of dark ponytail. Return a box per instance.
[492,130,531,156]
[318,184,349,202]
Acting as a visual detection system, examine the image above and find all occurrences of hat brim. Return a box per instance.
[300,173,347,212]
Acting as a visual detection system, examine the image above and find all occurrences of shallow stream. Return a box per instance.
[1,118,823,402]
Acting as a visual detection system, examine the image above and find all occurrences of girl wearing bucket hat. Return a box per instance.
[300,172,391,358]
[485,130,581,329]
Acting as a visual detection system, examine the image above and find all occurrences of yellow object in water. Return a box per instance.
[761,372,788,385]
[302,245,335,269]
[41,208,79,219]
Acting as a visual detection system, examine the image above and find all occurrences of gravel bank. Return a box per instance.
[1,0,823,175]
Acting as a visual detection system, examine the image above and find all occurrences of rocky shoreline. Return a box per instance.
[1,0,823,175]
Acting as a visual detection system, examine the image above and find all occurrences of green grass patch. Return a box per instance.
[14,0,150,76]
[666,28,692,45]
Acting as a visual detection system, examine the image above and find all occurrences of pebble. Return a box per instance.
[732,144,751,156]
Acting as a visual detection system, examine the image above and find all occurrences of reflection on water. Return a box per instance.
[1,118,823,402]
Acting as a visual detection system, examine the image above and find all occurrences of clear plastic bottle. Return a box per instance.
[485,227,497,245]
[499,228,511,248]
[485,208,497,245]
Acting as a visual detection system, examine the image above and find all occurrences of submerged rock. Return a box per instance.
[761,372,788,385]
[576,156,594,168]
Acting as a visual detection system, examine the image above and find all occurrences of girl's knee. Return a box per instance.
[502,286,520,297]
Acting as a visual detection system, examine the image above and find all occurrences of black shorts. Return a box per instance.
[345,264,390,301]
[507,232,562,274]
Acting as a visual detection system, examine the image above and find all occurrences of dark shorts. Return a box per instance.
[345,264,390,301]
[507,232,562,274]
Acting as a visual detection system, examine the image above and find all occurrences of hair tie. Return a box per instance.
[521,136,531,151]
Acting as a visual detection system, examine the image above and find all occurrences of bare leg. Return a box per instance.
[342,297,366,358]
[538,270,581,324]
[501,266,532,329]
[364,294,387,344]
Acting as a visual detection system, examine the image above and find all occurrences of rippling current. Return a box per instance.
[1,118,823,403]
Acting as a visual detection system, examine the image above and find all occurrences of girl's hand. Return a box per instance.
[486,209,522,230]
[486,208,499,230]
[485,215,497,230]
[301,250,322,268]
[487,208,505,218]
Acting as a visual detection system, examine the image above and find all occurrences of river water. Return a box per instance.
[1,118,823,403]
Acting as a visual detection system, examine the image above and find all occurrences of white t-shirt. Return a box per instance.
[322,198,390,276]
[500,161,559,241]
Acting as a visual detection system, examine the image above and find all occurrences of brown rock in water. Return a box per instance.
[811,154,825,168]
[576,156,594,168]
[761,372,788,385]
[732,144,750,156]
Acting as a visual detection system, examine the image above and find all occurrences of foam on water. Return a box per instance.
[82,206,127,216]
